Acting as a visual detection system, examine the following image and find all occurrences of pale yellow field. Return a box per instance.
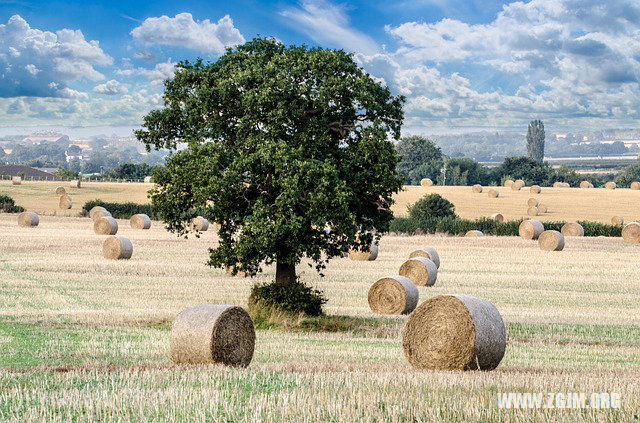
[1,213,640,421]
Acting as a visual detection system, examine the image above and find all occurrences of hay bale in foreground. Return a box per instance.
[503,179,514,187]
[538,230,565,251]
[527,206,539,216]
[18,211,39,227]
[89,206,111,221]
[631,181,640,190]
[420,178,433,187]
[465,230,483,237]
[399,257,437,287]
[611,216,624,226]
[402,294,506,371]
[580,181,593,189]
[70,180,81,188]
[409,247,440,269]
[527,198,538,207]
[55,186,66,195]
[191,216,209,231]
[130,214,151,230]
[59,194,72,210]
[348,241,379,261]
[622,222,640,244]
[170,304,255,367]
[487,189,499,198]
[368,276,419,315]
[605,181,616,190]
[144,176,154,183]
[561,222,584,237]
[490,213,504,222]
[514,179,525,187]
[11,176,21,185]
[538,203,548,213]
[472,184,483,193]
[510,183,521,191]
[529,185,541,194]
[94,216,118,235]
[519,219,544,240]
[102,235,133,259]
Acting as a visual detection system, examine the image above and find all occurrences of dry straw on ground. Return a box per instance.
[368,276,419,315]
[55,186,66,195]
[465,230,483,237]
[611,216,624,225]
[191,216,209,231]
[94,216,118,235]
[487,189,499,198]
[631,181,640,190]
[102,235,133,260]
[399,257,437,286]
[402,294,506,371]
[58,194,72,210]
[561,222,584,237]
[70,180,81,188]
[490,213,504,222]
[408,247,440,269]
[529,185,541,194]
[130,214,151,230]
[17,211,39,227]
[472,184,483,193]
[538,230,565,251]
[527,198,538,207]
[420,178,433,187]
[622,222,640,243]
[527,206,539,216]
[537,203,548,213]
[170,304,255,367]
[89,206,111,221]
[11,176,21,185]
[348,241,379,261]
[503,179,513,187]
[519,219,544,240]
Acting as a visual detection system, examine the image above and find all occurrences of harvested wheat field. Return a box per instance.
[1,211,640,421]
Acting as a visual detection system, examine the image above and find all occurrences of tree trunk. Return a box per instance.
[275,261,296,286]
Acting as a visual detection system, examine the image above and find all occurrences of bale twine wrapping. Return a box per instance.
[465,230,483,237]
[538,230,565,251]
[89,206,111,221]
[18,211,39,227]
[70,180,81,188]
[420,178,433,187]
[55,186,66,195]
[503,179,514,187]
[94,216,118,235]
[409,247,440,269]
[527,198,539,207]
[59,194,72,210]
[622,222,640,244]
[102,235,133,259]
[519,219,544,240]
[611,216,624,225]
[529,185,541,194]
[399,257,438,287]
[510,183,521,191]
[561,222,584,237]
[580,181,592,189]
[631,181,640,190]
[368,276,419,315]
[472,184,483,193]
[191,216,209,231]
[490,213,504,222]
[170,304,255,367]
[605,181,616,190]
[527,206,539,216]
[538,203,548,213]
[130,214,151,230]
[11,176,21,185]
[402,294,506,371]
[348,241,379,261]
[487,189,499,198]
[144,176,153,183]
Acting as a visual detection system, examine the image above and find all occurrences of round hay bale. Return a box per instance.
[472,184,483,193]
[519,219,544,240]
[408,247,440,269]
[487,189,499,198]
[503,179,514,187]
[399,257,437,287]
[611,216,624,225]
[538,203,548,213]
[527,206,539,216]
[490,213,503,222]
[622,222,640,244]
[191,216,209,231]
[514,179,525,187]
[17,211,39,227]
[605,181,616,190]
[55,186,66,195]
[510,183,521,191]
[94,216,118,235]
[630,181,640,190]
[420,178,433,187]
[553,182,561,188]
[89,206,111,221]
[144,176,154,183]
[465,230,483,237]
[527,198,538,207]
[561,222,584,237]
[11,176,21,185]
[402,294,506,371]
[529,185,541,194]
[579,180,592,189]
[562,182,570,188]
[130,214,151,230]
[102,235,133,259]
[538,230,565,251]
[368,276,419,315]
[58,194,72,210]
[170,304,255,367]
[348,241,379,261]
[70,180,81,188]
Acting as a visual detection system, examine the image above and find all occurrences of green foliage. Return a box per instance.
[0,195,24,213]
[526,120,545,162]
[443,157,492,186]
[104,163,163,180]
[496,156,554,185]
[616,160,640,187]
[249,280,327,317]
[388,217,419,233]
[136,37,405,281]
[408,193,456,221]
[396,136,444,185]
[83,199,157,220]
[54,167,79,179]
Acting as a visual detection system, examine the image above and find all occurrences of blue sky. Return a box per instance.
[1,0,639,135]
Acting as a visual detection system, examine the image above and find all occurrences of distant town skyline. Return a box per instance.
[1,0,639,134]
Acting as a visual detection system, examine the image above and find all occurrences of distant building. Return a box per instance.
[0,164,58,180]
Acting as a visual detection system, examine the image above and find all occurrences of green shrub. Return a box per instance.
[0,194,25,213]
[408,193,456,221]
[83,199,156,219]
[249,279,327,318]
[388,217,419,234]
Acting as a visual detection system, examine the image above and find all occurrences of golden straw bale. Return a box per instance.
[55,186,66,195]
[130,214,151,229]
[102,235,133,259]
[94,216,118,235]
[527,206,539,216]
[368,276,419,315]
[17,211,39,227]
[465,230,483,237]
[538,230,565,251]
[472,184,483,193]
[503,179,513,187]
[622,222,640,244]
[519,219,544,240]
[409,247,440,269]
[490,213,503,222]
[630,181,640,190]
[420,178,433,187]
[529,185,541,194]
[538,203,548,213]
[611,216,624,226]
[527,198,538,207]
[605,181,616,190]
[11,176,21,185]
[58,194,72,210]
[399,257,437,287]
[487,189,499,198]
[90,206,111,221]
[561,222,584,237]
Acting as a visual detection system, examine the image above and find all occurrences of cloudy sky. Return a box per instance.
[1,0,639,135]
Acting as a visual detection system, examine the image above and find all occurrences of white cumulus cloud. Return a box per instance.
[93,79,128,95]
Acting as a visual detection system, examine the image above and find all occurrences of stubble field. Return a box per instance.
[1,182,640,421]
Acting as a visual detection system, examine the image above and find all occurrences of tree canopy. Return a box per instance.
[526,120,545,162]
[396,136,444,185]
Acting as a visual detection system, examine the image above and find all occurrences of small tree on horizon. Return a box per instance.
[526,120,545,162]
